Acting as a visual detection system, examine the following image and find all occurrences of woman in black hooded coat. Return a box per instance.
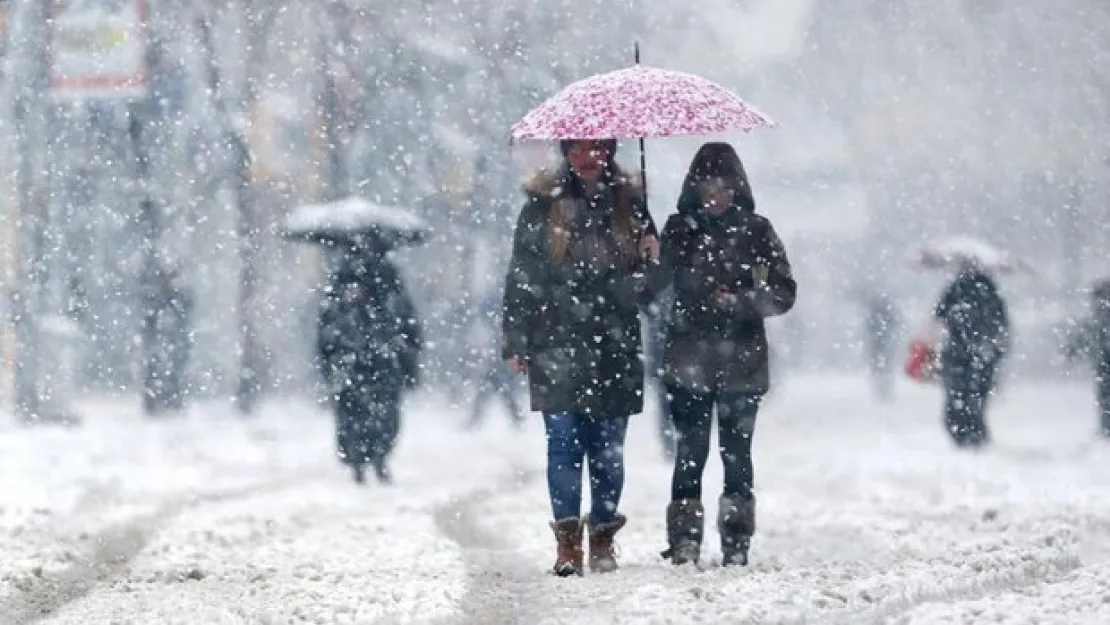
[318,247,423,484]
[650,142,796,567]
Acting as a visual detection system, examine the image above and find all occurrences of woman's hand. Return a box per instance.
[506,356,528,374]
[639,234,661,263]
[713,284,734,308]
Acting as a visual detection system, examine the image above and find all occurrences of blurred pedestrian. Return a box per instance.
[318,242,423,484]
[864,293,900,401]
[934,263,1011,447]
[1064,279,1110,437]
[466,288,527,429]
[141,259,195,416]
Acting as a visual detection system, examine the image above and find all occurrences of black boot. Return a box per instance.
[372,457,393,485]
[718,495,755,567]
[352,463,366,484]
[661,499,704,566]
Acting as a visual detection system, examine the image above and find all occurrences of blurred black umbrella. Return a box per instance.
[283,197,429,250]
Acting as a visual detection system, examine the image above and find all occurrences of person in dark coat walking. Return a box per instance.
[140,261,195,416]
[1064,279,1110,437]
[864,293,900,401]
[934,264,1011,448]
[502,138,659,577]
[318,244,423,484]
[466,289,527,429]
[652,142,796,568]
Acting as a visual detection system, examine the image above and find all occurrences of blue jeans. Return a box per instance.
[543,412,629,524]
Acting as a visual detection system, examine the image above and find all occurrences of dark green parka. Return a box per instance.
[502,165,657,416]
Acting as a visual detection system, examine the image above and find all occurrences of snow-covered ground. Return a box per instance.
[2,374,1109,624]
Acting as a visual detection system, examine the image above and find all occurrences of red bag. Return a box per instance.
[904,339,939,383]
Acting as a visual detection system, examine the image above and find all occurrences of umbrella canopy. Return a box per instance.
[915,236,1030,274]
[283,197,428,249]
[510,65,774,141]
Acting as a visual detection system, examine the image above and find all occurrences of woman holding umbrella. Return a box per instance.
[508,51,775,575]
[317,237,423,485]
[1064,279,1110,437]
[502,138,659,576]
[916,238,1016,447]
[652,143,796,567]
[284,199,427,484]
[933,261,1011,448]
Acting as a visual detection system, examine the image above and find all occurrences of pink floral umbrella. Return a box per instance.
[510,65,774,142]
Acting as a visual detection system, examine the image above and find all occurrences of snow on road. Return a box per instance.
[2,376,1109,624]
[0,394,530,625]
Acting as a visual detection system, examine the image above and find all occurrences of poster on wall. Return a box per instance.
[49,0,149,100]
[0,4,8,63]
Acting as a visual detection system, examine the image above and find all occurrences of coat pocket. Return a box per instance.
[663,333,717,393]
[529,346,578,392]
[717,335,766,374]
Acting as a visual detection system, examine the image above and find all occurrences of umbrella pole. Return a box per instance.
[634,41,649,204]
[639,137,648,199]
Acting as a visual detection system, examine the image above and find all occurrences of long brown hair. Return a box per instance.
[548,168,640,266]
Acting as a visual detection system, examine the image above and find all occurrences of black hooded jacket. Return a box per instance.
[648,185,796,395]
[933,267,1010,368]
[501,163,656,416]
[318,253,423,390]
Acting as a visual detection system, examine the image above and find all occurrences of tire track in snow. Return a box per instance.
[0,472,332,625]
[800,533,1083,625]
[431,466,541,625]
[0,511,163,625]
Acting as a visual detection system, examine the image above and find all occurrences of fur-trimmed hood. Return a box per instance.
[522,164,644,203]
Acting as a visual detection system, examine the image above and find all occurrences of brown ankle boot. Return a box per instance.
[549,518,584,577]
[588,514,627,573]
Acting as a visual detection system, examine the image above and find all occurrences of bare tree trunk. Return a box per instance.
[198,0,285,413]
[9,0,49,423]
[237,0,291,413]
[315,5,349,203]
[13,95,43,423]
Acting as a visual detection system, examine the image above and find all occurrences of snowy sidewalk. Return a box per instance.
[0,393,532,625]
[473,376,1110,624]
[1,377,1109,624]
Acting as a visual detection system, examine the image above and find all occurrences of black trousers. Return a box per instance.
[668,385,762,502]
[942,359,998,447]
[867,340,894,400]
[336,383,402,467]
[469,366,527,426]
